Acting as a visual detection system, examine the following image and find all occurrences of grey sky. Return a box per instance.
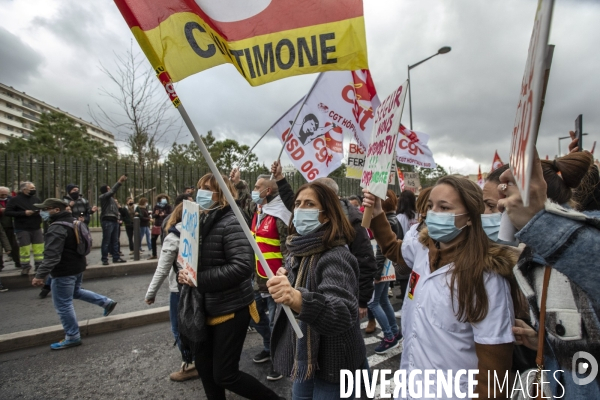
[0,0,598,175]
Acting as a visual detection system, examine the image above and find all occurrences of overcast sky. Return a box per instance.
[1,0,598,175]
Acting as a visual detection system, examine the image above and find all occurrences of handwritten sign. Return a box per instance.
[509,0,555,206]
[404,172,420,193]
[346,142,365,179]
[360,80,408,199]
[177,200,200,286]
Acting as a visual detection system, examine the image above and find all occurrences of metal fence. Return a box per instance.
[0,153,376,226]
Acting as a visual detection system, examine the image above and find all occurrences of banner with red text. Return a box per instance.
[360,81,408,199]
[270,70,379,181]
[115,0,369,86]
[395,125,436,169]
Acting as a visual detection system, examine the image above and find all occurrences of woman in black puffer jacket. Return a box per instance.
[178,173,283,400]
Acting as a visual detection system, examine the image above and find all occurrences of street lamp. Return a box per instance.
[408,46,451,130]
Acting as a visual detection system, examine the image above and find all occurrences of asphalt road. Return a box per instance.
[1,293,405,399]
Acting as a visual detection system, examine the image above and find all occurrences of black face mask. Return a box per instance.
[28,190,36,196]
[70,192,80,200]
[128,202,133,206]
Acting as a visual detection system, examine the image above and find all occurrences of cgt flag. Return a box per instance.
[491,150,504,172]
[397,168,405,192]
[114,0,369,87]
[395,125,436,169]
[270,70,379,182]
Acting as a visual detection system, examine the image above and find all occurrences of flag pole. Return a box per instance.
[157,69,304,338]
[270,73,323,179]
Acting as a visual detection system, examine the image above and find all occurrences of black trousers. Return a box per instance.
[2,227,20,267]
[151,234,160,257]
[125,226,134,251]
[195,306,281,400]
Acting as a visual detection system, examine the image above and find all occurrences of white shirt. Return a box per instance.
[397,231,515,399]
[396,213,419,239]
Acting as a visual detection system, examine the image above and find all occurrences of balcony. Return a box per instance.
[22,102,39,112]
[22,112,39,122]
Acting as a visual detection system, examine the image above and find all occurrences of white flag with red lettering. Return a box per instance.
[269,70,380,181]
[395,125,436,169]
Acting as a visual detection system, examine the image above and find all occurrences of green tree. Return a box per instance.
[0,111,116,159]
[165,131,261,172]
[329,163,347,178]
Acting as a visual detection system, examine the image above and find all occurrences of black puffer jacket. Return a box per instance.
[5,192,42,231]
[196,205,254,316]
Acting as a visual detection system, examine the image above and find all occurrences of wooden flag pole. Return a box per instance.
[157,69,304,338]
[271,73,323,179]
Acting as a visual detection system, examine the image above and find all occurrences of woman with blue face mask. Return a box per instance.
[267,181,366,400]
[363,176,522,399]
[177,173,284,400]
[149,194,172,260]
[481,165,509,243]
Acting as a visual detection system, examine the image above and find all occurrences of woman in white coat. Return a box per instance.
[364,175,522,399]
[144,203,196,382]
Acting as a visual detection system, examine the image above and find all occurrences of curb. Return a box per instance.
[0,306,169,353]
[0,260,158,289]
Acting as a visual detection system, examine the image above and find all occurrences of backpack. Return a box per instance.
[53,220,93,256]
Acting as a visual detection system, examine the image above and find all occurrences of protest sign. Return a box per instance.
[114,0,368,86]
[395,125,436,169]
[270,70,380,182]
[397,168,405,191]
[360,80,408,226]
[177,200,200,286]
[346,142,365,179]
[509,0,555,206]
[403,172,420,193]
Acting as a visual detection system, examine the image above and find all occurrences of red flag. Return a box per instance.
[477,165,484,188]
[491,151,504,172]
[397,168,405,192]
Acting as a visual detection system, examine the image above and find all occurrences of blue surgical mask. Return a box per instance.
[481,213,501,242]
[252,189,267,205]
[425,210,468,243]
[40,211,50,221]
[196,189,216,210]
[293,209,324,235]
[160,198,167,206]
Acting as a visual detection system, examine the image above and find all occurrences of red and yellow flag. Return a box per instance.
[114,0,369,86]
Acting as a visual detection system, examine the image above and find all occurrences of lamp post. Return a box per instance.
[408,46,451,130]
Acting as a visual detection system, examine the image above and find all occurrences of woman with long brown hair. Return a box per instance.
[363,175,521,398]
[177,173,283,400]
[267,181,366,399]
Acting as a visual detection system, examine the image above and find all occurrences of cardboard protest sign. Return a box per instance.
[177,200,200,286]
[360,80,408,226]
[346,141,365,179]
[403,172,420,193]
[360,81,408,198]
[509,0,555,206]
[271,70,379,181]
[395,125,436,169]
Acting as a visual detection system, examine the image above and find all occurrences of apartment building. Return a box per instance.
[0,82,115,146]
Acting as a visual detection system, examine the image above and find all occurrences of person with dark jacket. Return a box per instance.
[177,173,283,400]
[267,181,366,398]
[99,176,127,265]
[149,194,172,260]
[118,199,133,253]
[124,198,135,253]
[63,184,97,225]
[135,197,152,254]
[0,186,19,270]
[270,162,378,317]
[31,198,117,350]
[5,181,43,275]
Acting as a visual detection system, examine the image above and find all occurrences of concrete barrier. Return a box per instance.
[0,259,158,289]
[0,307,169,353]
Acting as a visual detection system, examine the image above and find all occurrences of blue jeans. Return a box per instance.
[51,273,112,340]
[169,291,181,351]
[139,226,152,252]
[293,376,353,400]
[101,219,121,262]
[250,292,277,353]
[367,281,399,340]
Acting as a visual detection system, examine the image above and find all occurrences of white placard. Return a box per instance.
[509,0,555,206]
[177,200,200,286]
[360,81,408,199]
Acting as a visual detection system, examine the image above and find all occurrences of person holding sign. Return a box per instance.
[367,190,403,354]
[177,173,284,400]
[363,175,522,398]
[267,181,366,399]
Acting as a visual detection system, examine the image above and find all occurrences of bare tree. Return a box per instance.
[89,43,181,166]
